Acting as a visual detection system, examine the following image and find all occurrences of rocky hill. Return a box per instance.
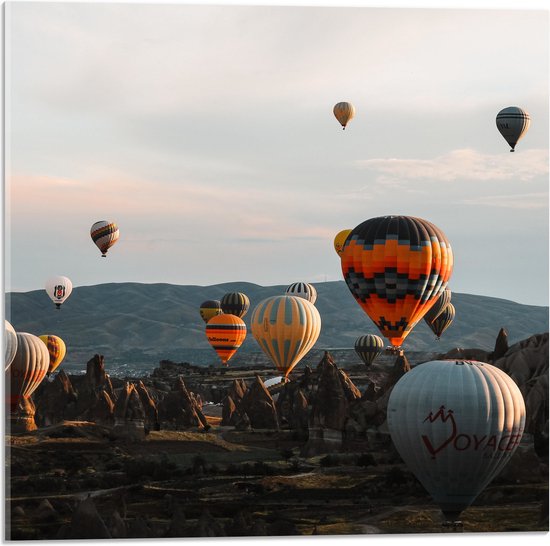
[5,281,548,372]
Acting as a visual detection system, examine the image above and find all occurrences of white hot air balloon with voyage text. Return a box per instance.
[387,359,525,522]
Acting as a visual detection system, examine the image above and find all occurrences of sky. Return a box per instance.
[2,0,549,306]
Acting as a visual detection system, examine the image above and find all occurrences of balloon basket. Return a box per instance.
[384,346,404,357]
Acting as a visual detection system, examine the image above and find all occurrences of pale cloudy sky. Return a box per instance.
[3,0,549,305]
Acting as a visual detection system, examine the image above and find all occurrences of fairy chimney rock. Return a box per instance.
[241,374,279,430]
[302,352,355,456]
[112,382,146,441]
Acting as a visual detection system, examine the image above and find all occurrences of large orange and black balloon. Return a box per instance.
[205,314,247,365]
[340,215,453,348]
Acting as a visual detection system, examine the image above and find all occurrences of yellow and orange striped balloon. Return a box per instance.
[251,295,321,378]
[205,314,247,365]
[7,332,50,412]
[39,335,67,374]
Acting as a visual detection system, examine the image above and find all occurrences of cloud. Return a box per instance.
[460,192,549,209]
[354,149,549,185]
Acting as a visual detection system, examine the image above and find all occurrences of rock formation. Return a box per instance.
[158,377,209,430]
[135,380,160,432]
[489,327,509,362]
[63,497,111,539]
[440,347,490,362]
[112,382,146,441]
[276,381,309,432]
[493,333,548,436]
[34,370,78,427]
[301,352,360,456]
[240,374,279,430]
[87,390,115,426]
[221,395,239,426]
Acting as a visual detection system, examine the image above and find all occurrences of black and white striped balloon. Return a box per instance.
[285,282,317,305]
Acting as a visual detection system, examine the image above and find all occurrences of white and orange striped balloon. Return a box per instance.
[90,220,120,257]
[251,295,321,378]
[7,332,50,412]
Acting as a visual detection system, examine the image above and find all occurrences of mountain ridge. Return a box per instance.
[6,281,548,371]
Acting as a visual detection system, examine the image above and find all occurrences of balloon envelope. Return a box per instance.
[199,300,222,324]
[340,215,453,347]
[354,334,385,366]
[333,229,352,256]
[251,295,321,378]
[205,314,247,365]
[387,359,525,520]
[39,335,67,374]
[426,303,455,339]
[45,276,73,309]
[4,320,18,372]
[220,292,250,318]
[7,332,50,412]
[496,106,530,151]
[424,287,452,324]
[285,282,318,304]
[333,102,355,129]
[90,220,120,257]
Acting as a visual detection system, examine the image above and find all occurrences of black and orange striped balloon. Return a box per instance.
[341,215,453,348]
[220,292,250,318]
[205,314,247,365]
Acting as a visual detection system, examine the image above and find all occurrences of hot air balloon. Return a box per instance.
[199,300,222,324]
[205,314,247,365]
[4,320,18,371]
[340,215,453,349]
[426,303,455,340]
[285,282,318,304]
[387,359,525,523]
[90,220,120,257]
[333,229,352,256]
[7,332,50,412]
[423,287,452,324]
[496,106,530,152]
[45,276,73,309]
[39,335,67,375]
[220,292,250,318]
[251,295,321,378]
[354,334,385,366]
[333,102,355,130]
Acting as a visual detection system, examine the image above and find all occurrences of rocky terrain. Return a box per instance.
[5,330,548,539]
